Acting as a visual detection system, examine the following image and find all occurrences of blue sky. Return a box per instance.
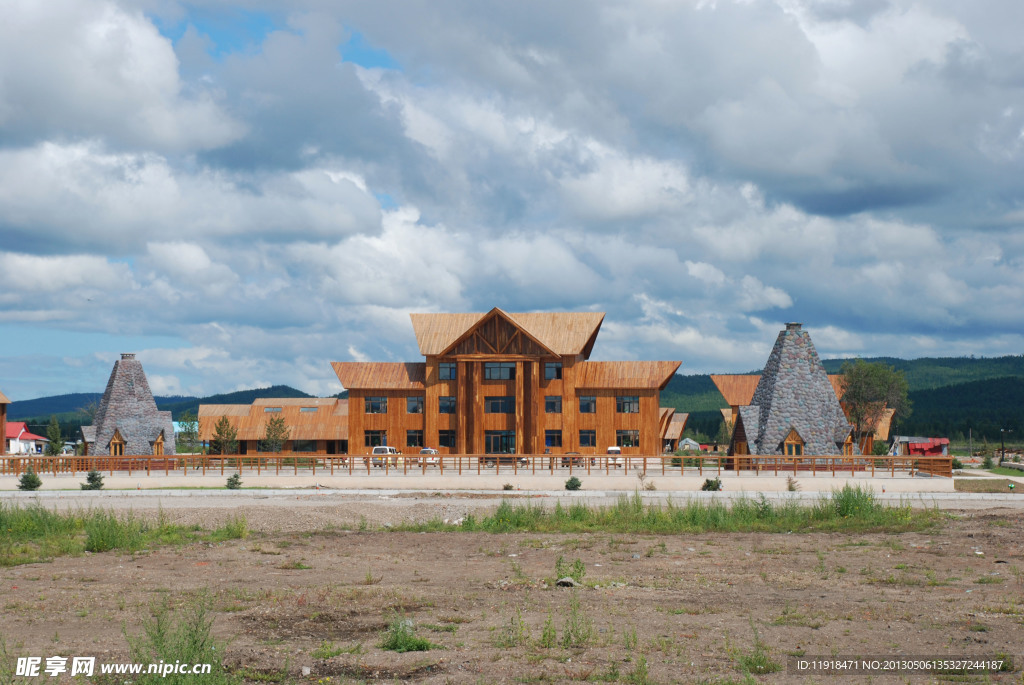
[1,0,1022,401]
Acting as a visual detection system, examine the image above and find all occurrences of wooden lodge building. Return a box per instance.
[199,308,682,457]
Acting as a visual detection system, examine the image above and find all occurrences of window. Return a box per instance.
[485,430,516,453]
[406,430,424,448]
[264,407,282,413]
[365,396,388,414]
[616,396,640,413]
[545,430,562,447]
[110,431,124,457]
[438,430,456,448]
[439,396,456,414]
[364,430,386,447]
[153,433,164,456]
[485,396,515,414]
[407,396,424,414]
[439,362,457,380]
[544,362,562,380]
[300,407,318,413]
[484,362,516,380]
[579,430,596,447]
[545,395,562,413]
[293,440,316,452]
[785,442,803,456]
[579,396,596,413]
[616,430,639,447]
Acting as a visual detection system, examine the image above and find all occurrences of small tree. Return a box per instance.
[260,415,290,453]
[565,476,582,491]
[715,419,734,448]
[226,473,242,489]
[210,416,238,455]
[81,470,104,490]
[18,467,42,491]
[840,360,911,453]
[176,410,200,454]
[44,416,65,456]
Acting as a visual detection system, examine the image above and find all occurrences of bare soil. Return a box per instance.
[2,498,1023,684]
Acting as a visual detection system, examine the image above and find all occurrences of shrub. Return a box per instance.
[555,555,586,583]
[379,616,434,652]
[126,598,236,684]
[951,458,964,470]
[983,455,995,470]
[17,468,41,491]
[565,476,582,491]
[701,477,723,491]
[503,483,514,491]
[226,474,242,490]
[80,470,104,490]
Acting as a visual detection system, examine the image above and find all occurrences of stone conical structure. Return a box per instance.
[736,323,854,455]
[81,354,175,455]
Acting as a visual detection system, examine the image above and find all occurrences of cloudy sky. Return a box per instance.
[2,0,1023,401]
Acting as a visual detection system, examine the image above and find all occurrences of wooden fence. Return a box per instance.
[1,453,952,478]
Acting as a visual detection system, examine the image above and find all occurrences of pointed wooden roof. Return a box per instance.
[332,362,426,390]
[410,308,605,357]
[710,375,760,406]
[0,389,9,404]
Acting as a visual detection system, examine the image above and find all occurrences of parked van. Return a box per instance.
[606,446,623,467]
[370,445,399,467]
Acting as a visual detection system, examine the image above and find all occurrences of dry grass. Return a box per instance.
[954,478,1021,493]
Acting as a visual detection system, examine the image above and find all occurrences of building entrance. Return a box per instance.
[485,430,516,454]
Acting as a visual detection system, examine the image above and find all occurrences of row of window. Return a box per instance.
[262,407,320,413]
[437,362,564,381]
[363,429,640,449]
[365,395,641,414]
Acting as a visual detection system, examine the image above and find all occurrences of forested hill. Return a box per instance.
[819,355,1024,391]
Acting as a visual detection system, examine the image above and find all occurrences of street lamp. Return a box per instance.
[1000,428,1012,466]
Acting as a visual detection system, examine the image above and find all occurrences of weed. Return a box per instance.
[85,510,147,553]
[210,515,249,542]
[379,616,435,653]
[495,605,530,647]
[503,483,515,491]
[539,612,557,648]
[734,624,781,675]
[976,576,1004,585]
[625,656,652,684]
[312,640,362,658]
[125,597,236,684]
[786,475,800,492]
[624,626,638,651]
[363,569,382,585]
[277,560,311,570]
[555,555,587,583]
[561,593,592,648]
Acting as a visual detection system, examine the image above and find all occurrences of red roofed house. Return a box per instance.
[5,421,48,454]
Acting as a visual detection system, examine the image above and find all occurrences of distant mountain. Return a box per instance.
[8,393,195,420]
[820,355,1024,392]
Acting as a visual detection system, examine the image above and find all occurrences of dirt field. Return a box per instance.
[2,495,1023,684]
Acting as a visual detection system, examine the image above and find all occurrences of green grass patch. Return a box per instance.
[389,486,943,535]
[985,467,1024,477]
[955,478,1021,493]
[0,503,233,567]
[379,616,437,653]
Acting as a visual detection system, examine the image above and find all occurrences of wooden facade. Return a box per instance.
[198,398,349,454]
[334,308,680,456]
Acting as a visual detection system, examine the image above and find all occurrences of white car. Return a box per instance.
[606,446,623,467]
[416,448,440,466]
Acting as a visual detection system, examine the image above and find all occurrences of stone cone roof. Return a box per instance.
[81,354,175,455]
[741,324,854,455]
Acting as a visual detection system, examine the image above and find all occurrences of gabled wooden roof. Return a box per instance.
[0,389,9,404]
[576,361,680,390]
[410,308,605,357]
[710,375,760,406]
[332,362,426,390]
[664,412,688,441]
[198,399,349,441]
